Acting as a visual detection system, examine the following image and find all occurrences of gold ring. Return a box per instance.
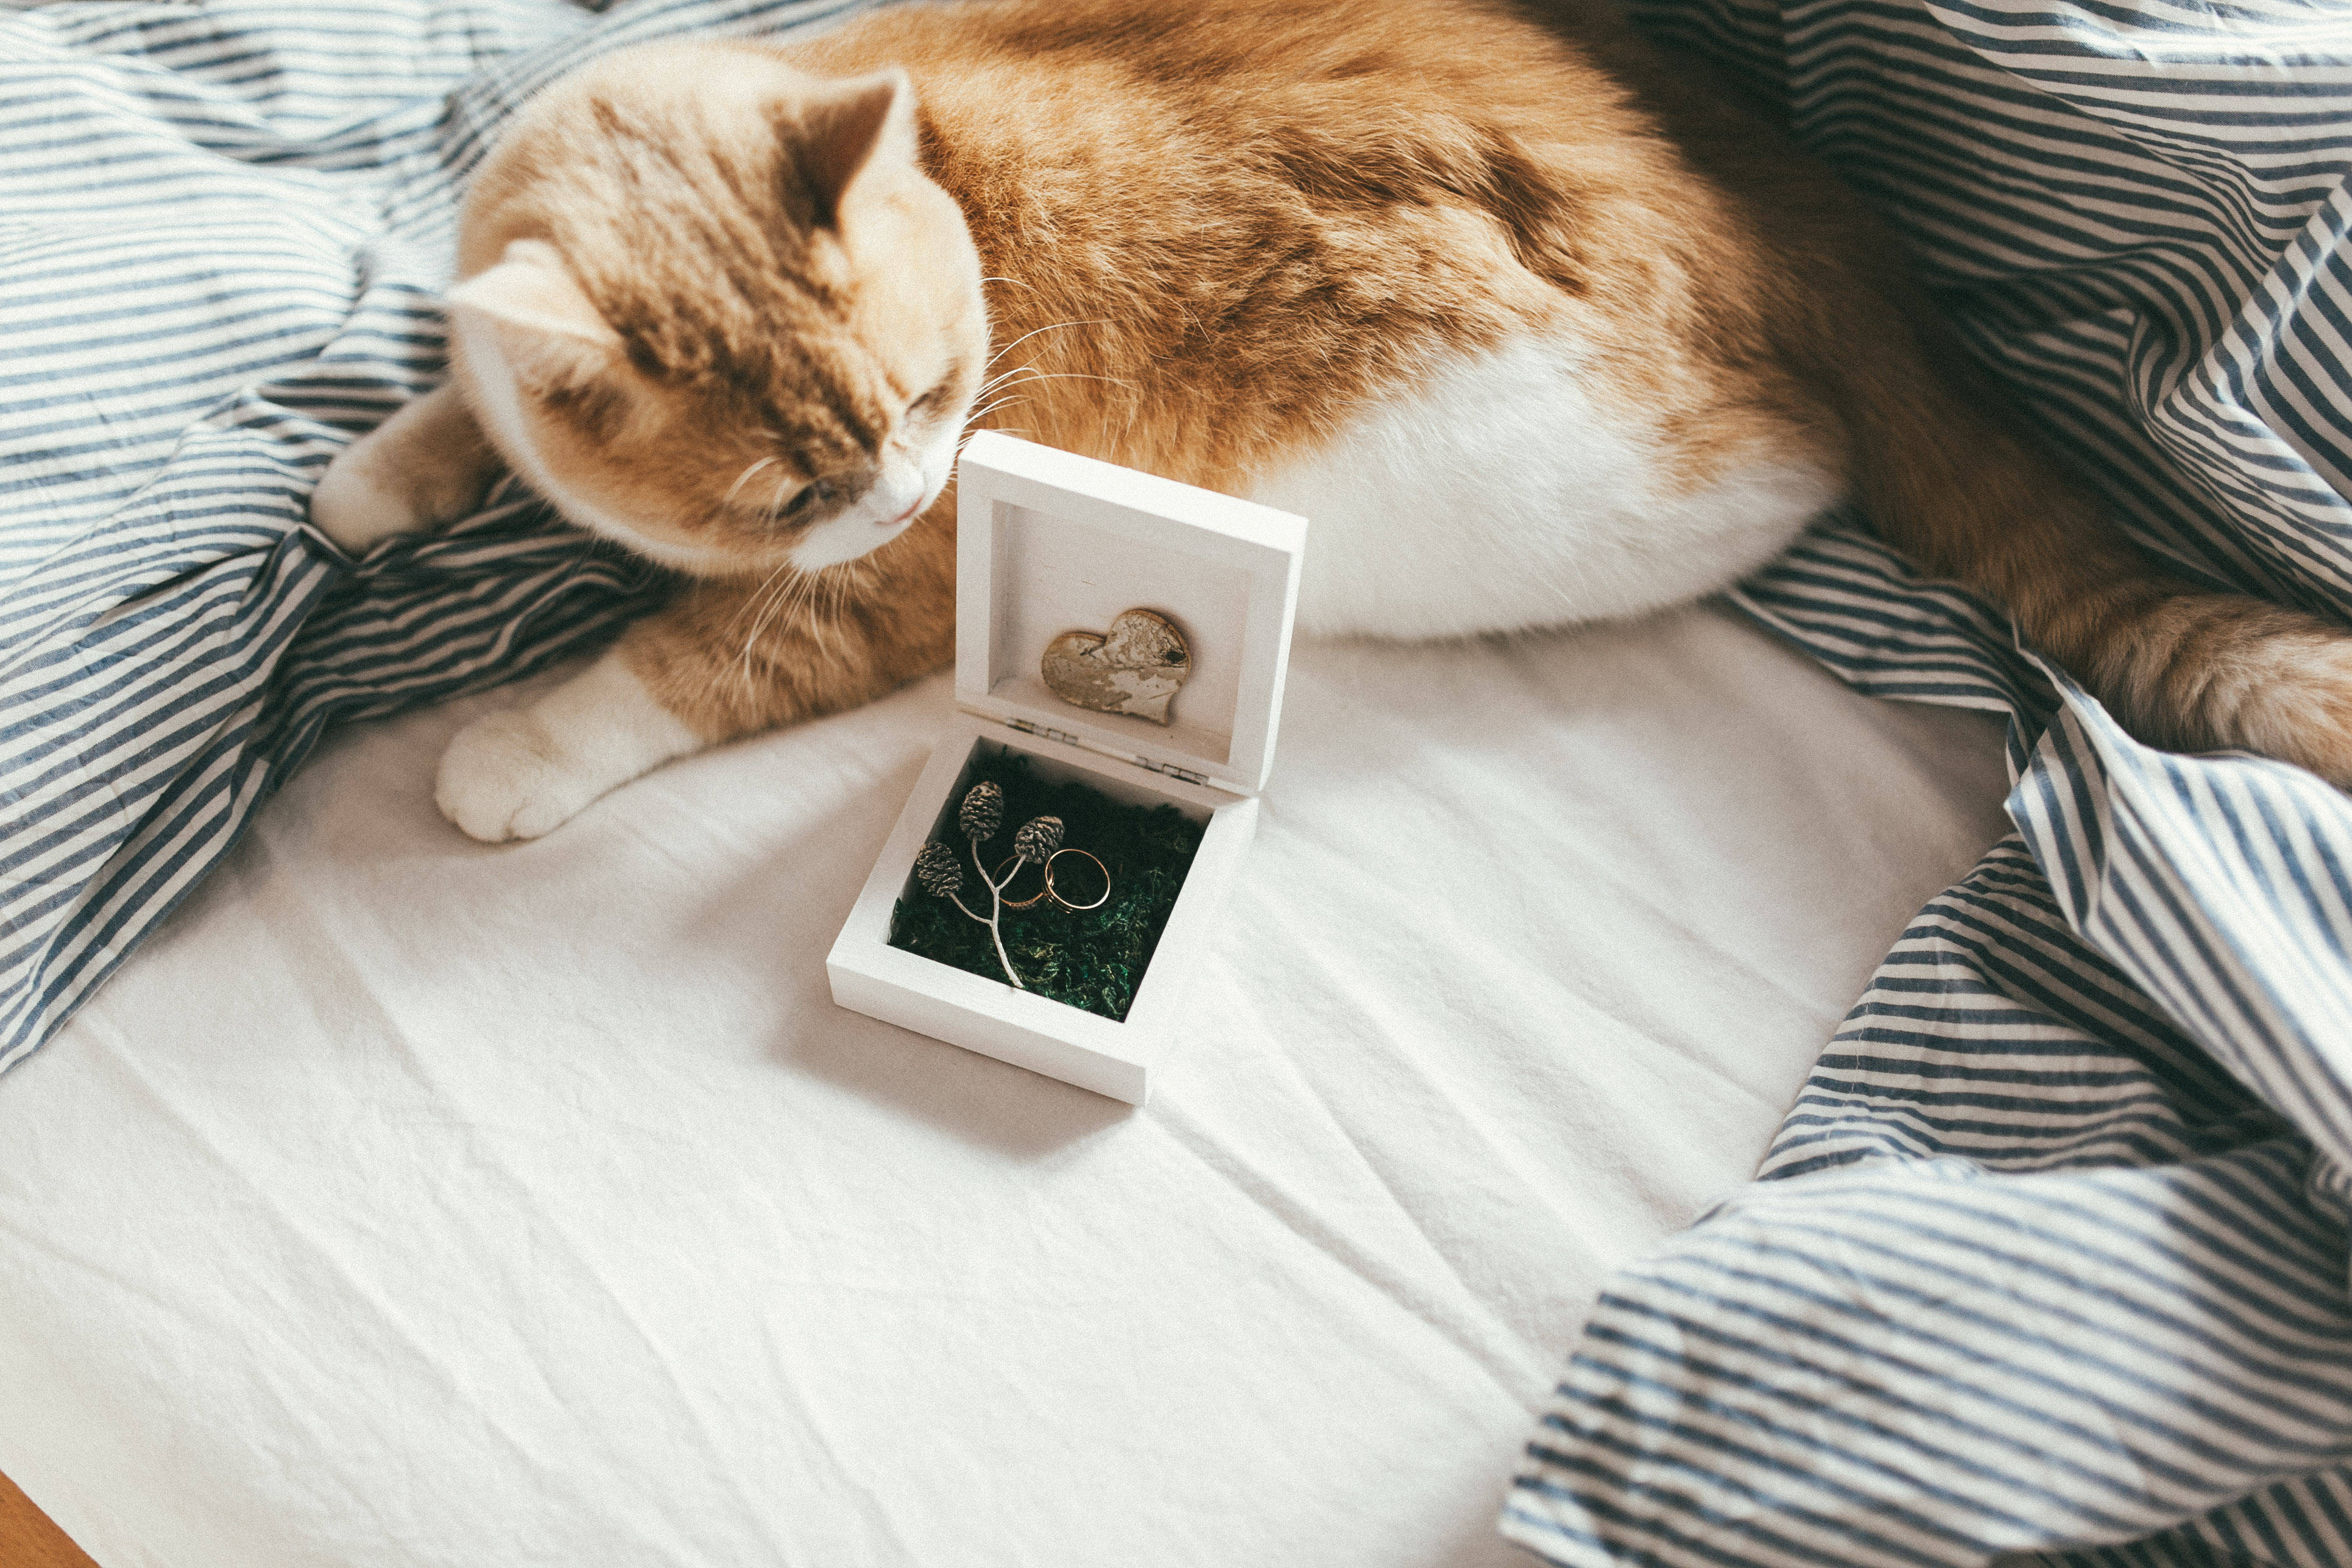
[993,855,1050,909]
[1044,848,1111,913]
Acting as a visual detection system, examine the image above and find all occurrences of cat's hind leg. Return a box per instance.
[309,383,501,553]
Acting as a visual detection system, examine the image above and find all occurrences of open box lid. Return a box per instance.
[954,433,1307,795]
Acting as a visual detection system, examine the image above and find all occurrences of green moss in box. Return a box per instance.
[888,749,1204,1022]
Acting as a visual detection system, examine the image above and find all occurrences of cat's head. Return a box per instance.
[445,46,986,577]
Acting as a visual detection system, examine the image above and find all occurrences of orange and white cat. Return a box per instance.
[313,0,2352,842]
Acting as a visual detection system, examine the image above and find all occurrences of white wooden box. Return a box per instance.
[825,433,1307,1104]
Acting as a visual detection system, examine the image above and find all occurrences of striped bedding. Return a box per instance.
[0,0,860,1073]
[2,2,2348,1564]
[1502,1,2352,1564]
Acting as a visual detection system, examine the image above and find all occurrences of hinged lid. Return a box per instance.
[955,433,1307,795]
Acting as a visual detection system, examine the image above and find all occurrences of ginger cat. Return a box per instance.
[313,0,2352,842]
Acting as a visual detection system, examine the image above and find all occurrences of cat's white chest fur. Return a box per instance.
[1249,335,1840,640]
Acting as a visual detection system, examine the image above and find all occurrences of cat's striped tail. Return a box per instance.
[2046,576,2352,783]
[1577,7,2352,786]
[1839,322,2352,788]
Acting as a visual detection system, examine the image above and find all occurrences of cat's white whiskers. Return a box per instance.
[815,567,850,647]
[722,456,779,507]
[832,558,880,639]
[736,565,818,691]
[722,556,797,642]
[984,369,1137,395]
[962,394,1031,425]
[973,364,1033,400]
[796,573,828,655]
[973,357,1119,399]
[984,319,1108,370]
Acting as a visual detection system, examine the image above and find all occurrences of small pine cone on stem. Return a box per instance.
[1013,816,1064,863]
[914,841,964,898]
[959,782,1004,842]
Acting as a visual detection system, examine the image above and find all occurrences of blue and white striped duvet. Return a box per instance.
[4,2,2350,1563]
[1505,1,2352,1563]
[0,0,864,1073]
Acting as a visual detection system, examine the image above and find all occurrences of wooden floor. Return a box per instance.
[0,1468,97,1568]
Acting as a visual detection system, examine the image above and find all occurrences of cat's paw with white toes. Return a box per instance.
[311,443,429,554]
[435,709,607,843]
[309,385,498,554]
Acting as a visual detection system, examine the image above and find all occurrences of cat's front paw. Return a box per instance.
[311,442,429,553]
[436,709,608,843]
[310,385,498,554]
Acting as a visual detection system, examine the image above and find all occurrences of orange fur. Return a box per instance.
[355,0,2352,819]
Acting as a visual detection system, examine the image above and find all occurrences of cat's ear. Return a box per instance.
[445,239,622,380]
[793,68,916,230]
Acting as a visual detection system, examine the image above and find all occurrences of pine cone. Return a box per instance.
[914,841,964,898]
[958,781,1004,841]
[1013,815,1064,863]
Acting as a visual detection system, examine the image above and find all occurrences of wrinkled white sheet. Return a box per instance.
[0,605,2008,1568]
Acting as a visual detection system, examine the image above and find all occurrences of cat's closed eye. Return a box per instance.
[909,377,958,418]
[781,479,836,519]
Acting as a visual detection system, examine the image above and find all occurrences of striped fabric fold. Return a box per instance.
[0,0,877,1076]
[1506,1,2352,1564]
[10,5,2352,1560]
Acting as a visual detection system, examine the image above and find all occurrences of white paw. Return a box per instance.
[435,708,607,843]
[310,443,426,553]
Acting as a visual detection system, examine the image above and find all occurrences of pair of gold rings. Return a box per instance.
[995,847,1111,913]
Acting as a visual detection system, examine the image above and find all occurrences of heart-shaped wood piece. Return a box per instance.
[1040,607,1192,727]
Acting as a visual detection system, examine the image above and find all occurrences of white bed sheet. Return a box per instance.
[0,604,2010,1568]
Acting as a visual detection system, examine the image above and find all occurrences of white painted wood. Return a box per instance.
[833,439,1298,1099]
[954,433,1305,794]
[825,716,1260,1103]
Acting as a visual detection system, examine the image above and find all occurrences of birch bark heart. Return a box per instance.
[1040,608,1192,726]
